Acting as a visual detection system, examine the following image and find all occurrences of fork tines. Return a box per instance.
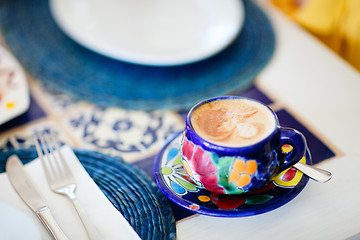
[34,131,70,182]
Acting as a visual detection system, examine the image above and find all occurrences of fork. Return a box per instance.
[34,131,99,240]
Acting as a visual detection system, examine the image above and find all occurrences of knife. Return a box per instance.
[6,155,70,240]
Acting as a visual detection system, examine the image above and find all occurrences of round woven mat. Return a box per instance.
[0,148,176,240]
[0,0,275,110]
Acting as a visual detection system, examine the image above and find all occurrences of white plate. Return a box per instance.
[49,0,245,66]
[0,45,30,125]
[0,201,41,240]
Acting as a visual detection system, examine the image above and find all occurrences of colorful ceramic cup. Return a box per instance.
[180,96,307,194]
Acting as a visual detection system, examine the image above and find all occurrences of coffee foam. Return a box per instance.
[190,98,276,147]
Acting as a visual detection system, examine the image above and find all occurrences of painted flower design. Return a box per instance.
[161,145,200,195]
[272,155,306,187]
[160,134,308,212]
[229,159,258,190]
[272,145,306,187]
[181,136,226,194]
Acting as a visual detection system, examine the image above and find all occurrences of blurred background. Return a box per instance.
[271,0,360,71]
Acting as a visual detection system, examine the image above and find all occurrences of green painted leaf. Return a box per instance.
[211,152,221,164]
[218,157,235,188]
[245,195,273,205]
[218,156,235,168]
[176,178,198,191]
[161,166,173,175]
[173,156,182,166]
[226,188,244,195]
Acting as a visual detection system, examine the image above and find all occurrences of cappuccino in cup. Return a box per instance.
[190,98,276,147]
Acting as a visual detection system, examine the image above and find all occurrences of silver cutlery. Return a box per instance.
[34,131,100,240]
[294,162,332,183]
[6,155,70,240]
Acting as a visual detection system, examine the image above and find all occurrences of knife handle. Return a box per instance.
[36,206,70,240]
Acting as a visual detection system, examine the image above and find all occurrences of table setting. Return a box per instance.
[0,0,360,239]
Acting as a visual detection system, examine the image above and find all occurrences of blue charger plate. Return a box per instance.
[0,0,275,110]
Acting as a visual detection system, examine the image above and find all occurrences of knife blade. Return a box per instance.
[6,155,69,240]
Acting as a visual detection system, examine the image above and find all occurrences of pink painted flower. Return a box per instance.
[181,136,226,194]
[200,173,225,194]
[192,147,217,176]
[181,137,194,161]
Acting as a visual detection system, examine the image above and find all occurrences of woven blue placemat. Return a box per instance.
[0,148,176,240]
[0,0,275,110]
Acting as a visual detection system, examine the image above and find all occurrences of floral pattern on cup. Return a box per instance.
[160,146,201,196]
[181,134,227,194]
[271,147,306,188]
[180,133,307,195]
[181,134,264,194]
[159,134,309,212]
[229,159,258,189]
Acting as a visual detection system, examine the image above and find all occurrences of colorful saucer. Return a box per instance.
[154,132,311,217]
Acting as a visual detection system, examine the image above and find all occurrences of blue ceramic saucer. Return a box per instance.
[154,132,311,217]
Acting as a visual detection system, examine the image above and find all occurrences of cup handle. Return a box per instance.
[277,127,307,172]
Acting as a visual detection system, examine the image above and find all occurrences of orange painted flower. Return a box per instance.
[229,159,258,188]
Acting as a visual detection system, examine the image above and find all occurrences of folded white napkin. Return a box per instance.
[0,145,141,240]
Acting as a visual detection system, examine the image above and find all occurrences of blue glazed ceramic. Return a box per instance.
[181,96,307,194]
[153,132,311,217]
